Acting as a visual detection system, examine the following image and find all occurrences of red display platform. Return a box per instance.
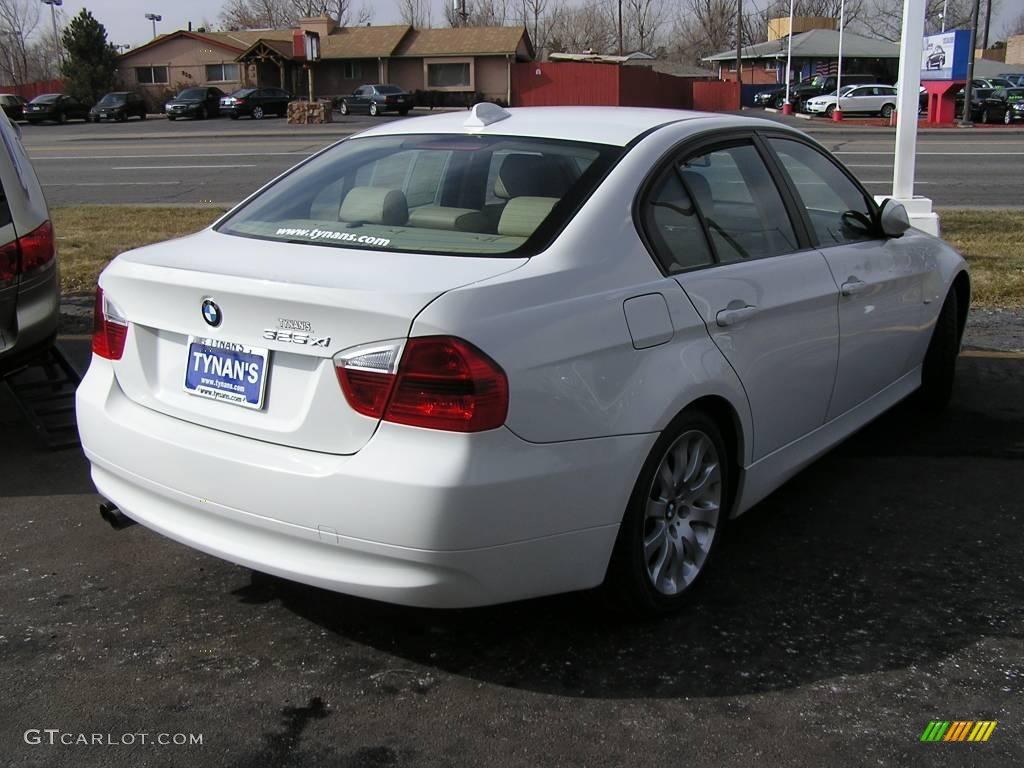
[923,80,964,124]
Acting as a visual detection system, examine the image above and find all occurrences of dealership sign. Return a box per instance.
[921,29,971,81]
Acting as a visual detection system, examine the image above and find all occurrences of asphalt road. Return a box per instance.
[0,341,1022,767]
[16,113,1024,208]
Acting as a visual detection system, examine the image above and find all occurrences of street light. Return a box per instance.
[40,0,63,67]
[145,13,162,40]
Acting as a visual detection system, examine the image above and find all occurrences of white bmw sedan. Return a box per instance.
[77,105,969,614]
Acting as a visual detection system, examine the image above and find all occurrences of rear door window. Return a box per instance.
[676,142,799,263]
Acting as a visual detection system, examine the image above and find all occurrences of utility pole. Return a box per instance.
[982,0,992,50]
[959,0,981,126]
[618,0,623,56]
[735,0,743,86]
[40,0,63,67]
[144,13,162,40]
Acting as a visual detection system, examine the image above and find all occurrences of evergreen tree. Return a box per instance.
[60,9,118,105]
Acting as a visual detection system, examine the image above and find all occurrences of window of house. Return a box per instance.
[135,66,169,85]
[426,59,472,90]
[342,62,361,79]
[205,63,240,82]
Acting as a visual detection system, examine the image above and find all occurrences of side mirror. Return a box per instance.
[879,199,911,237]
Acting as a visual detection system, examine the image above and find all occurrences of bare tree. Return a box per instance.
[868,0,984,41]
[395,0,431,27]
[0,0,40,85]
[290,0,372,25]
[1005,9,1024,37]
[547,0,616,53]
[445,0,513,26]
[668,0,736,63]
[621,0,668,53]
[219,0,294,30]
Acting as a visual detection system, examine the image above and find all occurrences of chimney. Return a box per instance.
[299,15,336,40]
[188,21,192,31]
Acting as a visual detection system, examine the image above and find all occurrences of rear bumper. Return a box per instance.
[77,358,654,607]
[0,264,60,374]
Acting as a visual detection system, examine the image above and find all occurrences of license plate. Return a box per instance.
[184,336,269,410]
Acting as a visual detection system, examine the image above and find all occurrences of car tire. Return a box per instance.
[140,112,146,120]
[118,113,127,122]
[825,104,836,118]
[917,288,959,412]
[230,113,239,120]
[167,115,176,121]
[58,112,67,125]
[880,103,895,119]
[981,108,989,124]
[399,108,410,116]
[339,101,348,115]
[1005,109,1013,125]
[604,409,730,616]
[28,120,39,125]
[369,102,378,116]
[252,105,264,120]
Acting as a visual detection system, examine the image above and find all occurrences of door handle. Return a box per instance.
[841,279,868,297]
[715,305,759,327]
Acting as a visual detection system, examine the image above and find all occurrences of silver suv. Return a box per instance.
[0,111,58,373]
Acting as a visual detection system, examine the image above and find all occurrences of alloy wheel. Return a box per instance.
[253,105,264,120]
[642,429,722,596]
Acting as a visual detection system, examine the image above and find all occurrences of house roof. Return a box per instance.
[118,30,250,60]
[704,28,899,62]
[393,26,531,58]
[124,24,532,64]
[320,25,412,59]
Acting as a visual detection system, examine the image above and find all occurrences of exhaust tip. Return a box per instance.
[99,501,136,530]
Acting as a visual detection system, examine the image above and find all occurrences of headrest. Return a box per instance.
[497,196,558,238]
[339,186,408,226]
[494,154,567,199]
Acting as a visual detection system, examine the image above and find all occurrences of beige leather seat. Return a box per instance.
[338,186,408,226]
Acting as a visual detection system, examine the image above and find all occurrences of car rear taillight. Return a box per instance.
[334,336,508,432]
[91,286,128,360]
[0,220,56,285]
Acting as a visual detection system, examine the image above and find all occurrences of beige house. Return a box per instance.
[117,20,533,111]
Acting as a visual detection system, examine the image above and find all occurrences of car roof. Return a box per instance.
[355,106,782,147]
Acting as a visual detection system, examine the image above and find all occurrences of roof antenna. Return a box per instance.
[464,102,511,128]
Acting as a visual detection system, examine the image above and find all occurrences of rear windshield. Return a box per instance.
[31,94,59,104]
[98,93,127,105]
[217,133,622,257]
[376,86,403,94]
[232,88,256,98]
[177,88,206,100]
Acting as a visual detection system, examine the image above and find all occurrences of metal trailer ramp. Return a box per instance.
[1,345,82,449]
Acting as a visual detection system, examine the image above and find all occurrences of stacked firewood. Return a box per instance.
[287,100,333,124]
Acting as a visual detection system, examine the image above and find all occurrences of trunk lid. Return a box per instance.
[100,229,526,454]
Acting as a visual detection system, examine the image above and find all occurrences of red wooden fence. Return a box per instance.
[691,81,740,112]
[512,62,695,110]
[0,80,64,100]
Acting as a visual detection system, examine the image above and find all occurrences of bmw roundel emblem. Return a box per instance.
[201,299,222,327]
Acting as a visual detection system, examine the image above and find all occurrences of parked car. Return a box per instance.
[978,87,1024,124]
[337,84,412,116]
[997,74,1024,86]
[805,84,898,118]
[0,94,27,122]
[23,93,90,124]
[757,74,878,111]
[165,87,224,120]
[925,46,946,69]
[954,86,993,122]
[0,112,59,374]
[220,87,291,120]
[89,91,147,122]
[77,105,969,615]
